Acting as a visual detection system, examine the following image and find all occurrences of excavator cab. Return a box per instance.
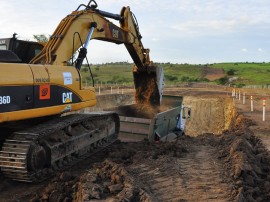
[0,33,43,63]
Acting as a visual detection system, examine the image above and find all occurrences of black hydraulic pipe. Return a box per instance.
[75,1,122,21]
[93,9,123,21]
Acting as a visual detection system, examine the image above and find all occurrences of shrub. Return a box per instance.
[236,83,246,88]
[81,67,88,73]
[108,76,131,83]
[165,75,178,81]
[227,69,236,75]
[216,76,228,85]
[181,76,190,82]
[199,78,210,82]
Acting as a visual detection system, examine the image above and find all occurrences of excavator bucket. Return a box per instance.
[133,65,164,106]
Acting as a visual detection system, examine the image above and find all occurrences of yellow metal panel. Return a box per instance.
[44,65,80,87]
[0,100,96,123]
[29,64,96,103]
[50,14,94,66]
[78,88,96,102]
[44,65,96,102]
[0,63,33,85]
[29,64,50,84]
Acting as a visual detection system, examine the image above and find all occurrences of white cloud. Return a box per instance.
[1,0,270,63]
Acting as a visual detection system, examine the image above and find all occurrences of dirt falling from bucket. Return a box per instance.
[133,73,162,118]
[134,71,160,106]
[135,77,155,105]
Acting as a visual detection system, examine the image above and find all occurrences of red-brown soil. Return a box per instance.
[201,67,226,81]
[1,86,270,202]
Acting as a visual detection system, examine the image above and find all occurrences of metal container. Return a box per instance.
[108,95,184,141]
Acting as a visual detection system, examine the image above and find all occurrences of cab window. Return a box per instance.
[0,44,7,50]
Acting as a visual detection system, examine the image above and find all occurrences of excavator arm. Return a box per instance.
[30,0,164,105]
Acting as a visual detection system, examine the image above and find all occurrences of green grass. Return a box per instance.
[212,62,270,85]
[80,62,270,86]
[81,63,133,85]
[161,63,202,84]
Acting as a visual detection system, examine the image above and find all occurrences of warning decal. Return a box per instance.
[63,72,72,85]
[39,84,51,100]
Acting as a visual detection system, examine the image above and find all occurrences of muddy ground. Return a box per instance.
[1,86,270,202]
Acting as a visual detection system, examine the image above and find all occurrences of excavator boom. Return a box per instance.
[30,1,163,105]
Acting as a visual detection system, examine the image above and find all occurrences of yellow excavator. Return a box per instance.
[0,1,163,182]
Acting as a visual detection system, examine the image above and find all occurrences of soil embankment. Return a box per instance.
[1,90,270,201]
[201,67,226,81]
[184,96,236,136]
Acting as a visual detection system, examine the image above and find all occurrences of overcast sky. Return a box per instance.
[1,0,270,64]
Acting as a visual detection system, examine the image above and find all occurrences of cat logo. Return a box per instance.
[62,92,72,103]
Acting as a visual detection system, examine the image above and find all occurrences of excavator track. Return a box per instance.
[0,112,119,182]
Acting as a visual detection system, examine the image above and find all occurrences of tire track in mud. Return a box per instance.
[129,143,231,202]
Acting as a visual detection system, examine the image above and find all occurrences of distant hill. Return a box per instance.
[80,62,270,86]
[212,62,270,85]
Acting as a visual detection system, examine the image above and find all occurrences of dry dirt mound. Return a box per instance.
[75,160,151,202]
[184,96,235,136]
[217,115,270,201]
[201,67,225,81]
[29,172,78,202]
